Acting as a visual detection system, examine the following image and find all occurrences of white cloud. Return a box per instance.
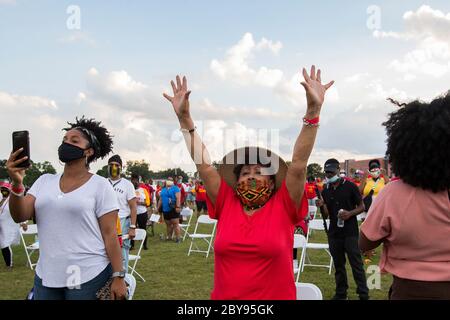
[59,31,97,47]
[194,98,295,121]
[0,91,62,169]
[0,0,16,5]
[374,5,450,78]
[308,148,382,167]
[0,91,58,110]
[345,73,370,83]
[211,33,339,108]
[210,32,284,87]
[388,38,450,77]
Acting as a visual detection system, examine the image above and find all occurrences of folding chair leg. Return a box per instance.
[132,270,146,282]
[187,238,194,256]
[296,248,304,282]
[300,248,306,273]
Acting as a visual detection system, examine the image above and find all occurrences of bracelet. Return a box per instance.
[302,116,320,127]
[180,126,196,133]
[10,189,25,197]
[11,184,24,194]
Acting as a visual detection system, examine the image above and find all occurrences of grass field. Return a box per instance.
[0,212,392,300]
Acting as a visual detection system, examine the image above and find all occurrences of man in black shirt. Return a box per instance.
[316,158,369,300]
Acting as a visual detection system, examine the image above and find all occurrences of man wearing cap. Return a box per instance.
[107,155,137,271]
[316,158,369,300]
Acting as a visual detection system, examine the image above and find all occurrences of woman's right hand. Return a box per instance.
[163,75,192,121]
[6,148,28,185]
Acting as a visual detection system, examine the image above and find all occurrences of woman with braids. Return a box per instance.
[359,93,450,300]
[163,66,334,299]
[6,117,127,300]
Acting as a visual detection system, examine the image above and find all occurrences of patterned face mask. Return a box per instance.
[235,179,273,211]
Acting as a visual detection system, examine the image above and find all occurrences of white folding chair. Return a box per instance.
[308,205,318,220]
[293,234,307,282]
[179,207,194,241]
[124,273,137,300]
[148,213,161,236]
[187,215,217,258]
[20,224,39,270]
[300,219,333,275]
[307,205,318,236]
[296,282,323,300]
[127,229,147,282]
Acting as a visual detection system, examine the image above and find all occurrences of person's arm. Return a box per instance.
[6,148,35,222]
[157,197,162,211]
[98,211,127,300]
[128,198,137,239]
[286,66,334,207]
[175,192,181,213]
[381,168,390,184]
[359,171,368,194]
[163,76,221,205]
[339,202,365,220]
[359,231,383,253]
[315,197,330,219]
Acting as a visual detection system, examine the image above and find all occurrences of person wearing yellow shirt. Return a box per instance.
[359,159,389,221]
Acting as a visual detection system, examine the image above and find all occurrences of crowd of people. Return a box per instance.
[0,65,448,300]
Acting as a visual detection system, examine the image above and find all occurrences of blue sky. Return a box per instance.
[1,0,450,174]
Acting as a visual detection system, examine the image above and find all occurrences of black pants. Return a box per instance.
[1,246,12,267]
[131,213,148,249]
[328,236,369,298]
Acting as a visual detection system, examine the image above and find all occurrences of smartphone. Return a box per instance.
[12,131,31,168]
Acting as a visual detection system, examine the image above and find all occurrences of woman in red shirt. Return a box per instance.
[163,66,334,300]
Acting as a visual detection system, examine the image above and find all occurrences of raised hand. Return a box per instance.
[300,65,334,117]
[163,75,191,120]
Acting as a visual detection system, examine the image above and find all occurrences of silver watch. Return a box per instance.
[112,271,126,279]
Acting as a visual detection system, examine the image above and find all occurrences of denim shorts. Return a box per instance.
[33,264,112,300]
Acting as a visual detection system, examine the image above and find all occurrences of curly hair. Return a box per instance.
[384,92,450,192]
[63,116,114,165]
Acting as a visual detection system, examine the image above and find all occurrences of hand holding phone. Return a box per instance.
[12,131,31,168]
[7,131,31,184]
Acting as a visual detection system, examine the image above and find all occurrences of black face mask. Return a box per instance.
[58,142,87,163]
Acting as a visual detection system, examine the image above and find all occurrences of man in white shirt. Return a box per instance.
[107,155,137,271]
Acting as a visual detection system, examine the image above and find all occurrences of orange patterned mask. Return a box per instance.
[235,179,273,210]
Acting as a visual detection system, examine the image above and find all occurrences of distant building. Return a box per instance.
[340,157,391,177]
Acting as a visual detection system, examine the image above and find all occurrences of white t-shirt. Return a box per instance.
[28,173,119,288]
[135,187,148,215]
[108,178,136,219]
[0,197,21,248]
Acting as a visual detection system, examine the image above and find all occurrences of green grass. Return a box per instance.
[0,213,391,300]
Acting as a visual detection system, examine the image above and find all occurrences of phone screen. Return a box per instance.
[12,131,31,168]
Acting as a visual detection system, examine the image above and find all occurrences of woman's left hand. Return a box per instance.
[110,278,127,300]
[300,65,334,116]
